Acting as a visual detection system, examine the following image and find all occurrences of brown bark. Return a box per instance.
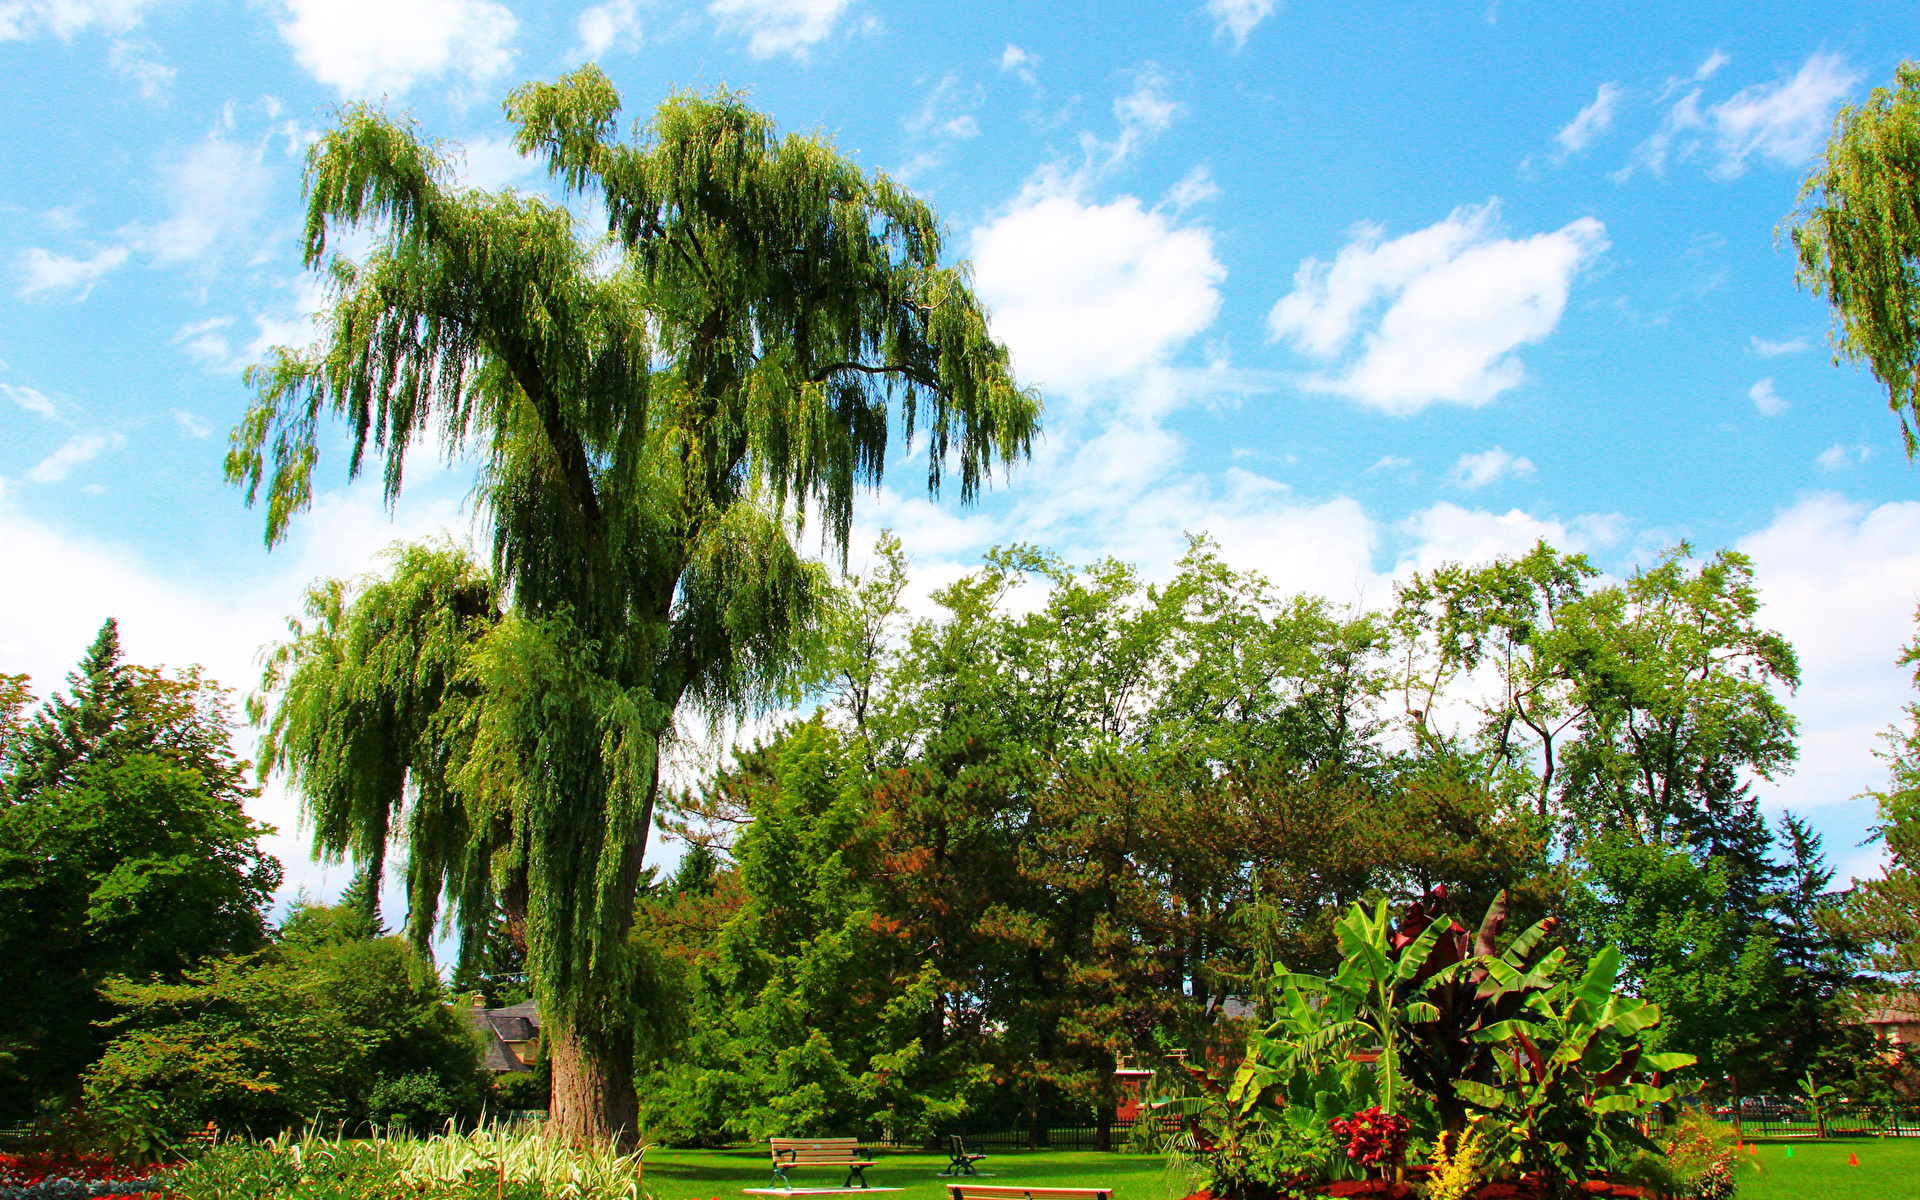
[548,1023,641,1148]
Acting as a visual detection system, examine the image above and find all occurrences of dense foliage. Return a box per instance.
[83,901,488,1137]
[0,622,280,1121]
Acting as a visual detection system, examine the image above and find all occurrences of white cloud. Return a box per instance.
[971,192,1224,396]
[136,135,272,269]
[1816,444,1871,472]
[1695,50,1729,81]
[1000,43,1035,77]
[455,134,537,191]
[0,470,480,916]
[906,74,983,143]
[27,433,121,483]
[1750,377,1787,416]
[16,245,129,298]
[1164,165,1221,212]
[1268,200,1607,414]
[1707,52,1860,179]
[1369,455,1411,472]
[274,0,517,96]
[1625,52,1860,181]
[1206,0,1276,46]
[1752,335,1810,357]
[173,410,211,438]
[3,383,58,418]
[1553,82,1621,161]
[575,0,642,59]
[708,0,852,59]
[1451,446,1536,489]
[1737,495,1920,878]
[1396,503,1610,575]
[0,0,151,40]
[108,36,172,96]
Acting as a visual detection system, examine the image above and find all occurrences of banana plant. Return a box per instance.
[1453,945,1697,1197]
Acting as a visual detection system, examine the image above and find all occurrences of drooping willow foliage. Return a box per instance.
[1790,60,1920,455]
[230,67,1039,1140]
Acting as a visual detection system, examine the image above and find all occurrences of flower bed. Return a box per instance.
[0,1153,170,1200]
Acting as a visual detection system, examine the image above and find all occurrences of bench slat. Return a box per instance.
[944,1182,1113,1190]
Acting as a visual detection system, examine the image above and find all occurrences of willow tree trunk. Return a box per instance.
[549,1024,640,1147]
[543,755,663,1148]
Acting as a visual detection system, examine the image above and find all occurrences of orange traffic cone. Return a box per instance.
[1849,1152,1859,1166]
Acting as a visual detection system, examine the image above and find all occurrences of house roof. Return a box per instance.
[467,1007,531,1073]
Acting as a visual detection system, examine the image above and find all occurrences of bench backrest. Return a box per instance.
[770,1137,865,1163]
[945,1187,1112,1200]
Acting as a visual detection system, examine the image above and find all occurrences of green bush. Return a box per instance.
[83,905,486,1136]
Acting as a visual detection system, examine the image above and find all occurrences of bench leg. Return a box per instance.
[772,1166,790,1190]
[844,1165,869,1189]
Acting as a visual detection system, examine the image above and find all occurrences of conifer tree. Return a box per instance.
[232,68,1038,1143]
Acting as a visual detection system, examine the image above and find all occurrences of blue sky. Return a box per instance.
[4,0,1920,908]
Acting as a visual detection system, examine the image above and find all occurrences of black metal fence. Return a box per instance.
[1711,1102,1920,1138]
[867,1114,1166,1152]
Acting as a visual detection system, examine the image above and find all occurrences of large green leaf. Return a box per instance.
[1575,945,1621,1005]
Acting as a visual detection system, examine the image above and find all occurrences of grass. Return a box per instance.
[638,1149,1196,1200]
[1698,1137,1920,1200]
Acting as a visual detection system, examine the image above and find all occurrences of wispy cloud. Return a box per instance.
[1206,0,1276,47]
[2,382,58,418]
[28,433,122,484]
[0,0,155,41]
[574,0,643,59]
[1451,446,1535,489]
[1750,377,1788,416]
[1622,51,1860,181]
[16,245,128,298]
[1752,335,1810,357]
[1553,82,1622,162]
[708,0,855,60]
[1817,443,1871,472]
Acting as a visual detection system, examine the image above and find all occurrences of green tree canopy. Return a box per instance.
[0,621,280,1120]
[1791,60,1920,454]
[234,68,1039,1143]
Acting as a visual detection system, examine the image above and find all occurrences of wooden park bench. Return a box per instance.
[936,1135,987,1177]
[767,1137,877,1190]
[946,1186,1113,1200]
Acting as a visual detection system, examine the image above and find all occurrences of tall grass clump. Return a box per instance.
[164,1124,649,1200]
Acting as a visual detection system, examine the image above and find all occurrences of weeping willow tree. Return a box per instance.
[229,66,1040,1145]
[1790,60,1920,455]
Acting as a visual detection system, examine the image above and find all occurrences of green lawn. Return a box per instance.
[641,1140,1920,1200]
[1699,1137,1920,1200]
[639,1149,1196,1200]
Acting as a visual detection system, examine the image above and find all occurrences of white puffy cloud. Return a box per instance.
[0,0,151,40]
[2,382,58,418]
[1695,50,1729,81]
[1451,446,1536,489]
[0,462,479,913]
[1395,502,1618,575]
[27,433,121,483]
[708,0,852,59]
[273,0,517,96]
[1737,495,1920,878]
[575,0,642,58]
[970,193,1224,396]
[1268,201,1607,414]
[1750,377,1787,416]
[1553,82,1622,161]
[16,245,128,298]
[1206,0,1276,46]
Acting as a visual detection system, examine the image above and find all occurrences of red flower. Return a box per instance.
[1326,1106,1412,1170]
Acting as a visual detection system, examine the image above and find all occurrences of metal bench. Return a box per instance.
[937,1135,987,1177]
[768,1138,876,1190]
